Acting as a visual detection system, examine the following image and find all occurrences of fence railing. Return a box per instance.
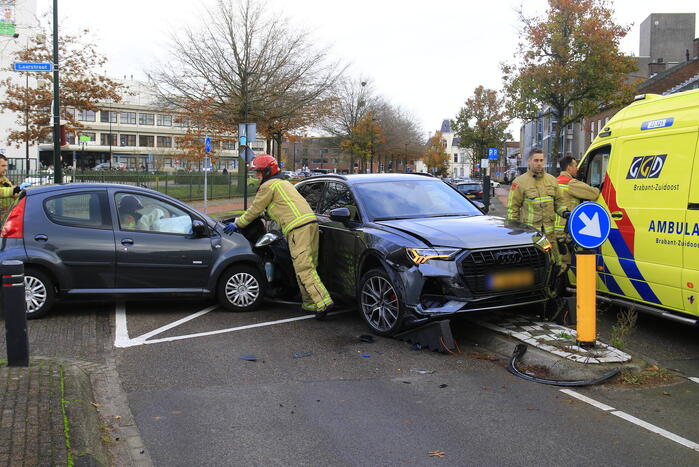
[8,170,259,203]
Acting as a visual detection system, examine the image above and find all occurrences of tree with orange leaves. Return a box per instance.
[340,112,384,173]
[0,28,122,148]
[422,131,450,177]
[502,0,637,159]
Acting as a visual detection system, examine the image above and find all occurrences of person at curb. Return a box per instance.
[0,155,31,215]
[223,154,333,319]
[507,148,570,320]
[507,148,570,255]
[554,155,600,267]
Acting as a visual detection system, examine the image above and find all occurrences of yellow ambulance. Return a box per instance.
[576,88,699,325]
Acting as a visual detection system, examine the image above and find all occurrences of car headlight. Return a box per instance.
[534,235,552,253]
[406,247,460,265]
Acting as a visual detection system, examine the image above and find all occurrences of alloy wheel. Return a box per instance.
[25,275,47,314]
[224,272,260,308]
[361,275,400,332]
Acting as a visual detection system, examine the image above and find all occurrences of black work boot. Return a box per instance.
[315,304,333,320]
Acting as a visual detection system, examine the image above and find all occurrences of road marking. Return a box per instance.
[141,312,347,345]
[689,377,699,384]
[114,303,131,348]
[114,302,348,348]
[560,389,615,411]
[560,389,699,453]
[131,306,217,343]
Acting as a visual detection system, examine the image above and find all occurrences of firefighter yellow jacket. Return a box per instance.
[0,176,17,198]
[553,170,600,236]
[507,169,567,235]
[235,177,317,235]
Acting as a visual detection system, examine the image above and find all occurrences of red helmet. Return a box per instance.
[249,154,280,178]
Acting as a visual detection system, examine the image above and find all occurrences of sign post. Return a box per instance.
[567,202,612,348]
[238,123,256,210]
[203,137,211,213]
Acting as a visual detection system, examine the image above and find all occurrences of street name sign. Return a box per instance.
[13,62,53,72]
[568,202,611,249]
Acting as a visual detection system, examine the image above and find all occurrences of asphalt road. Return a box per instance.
[111,299,699,466]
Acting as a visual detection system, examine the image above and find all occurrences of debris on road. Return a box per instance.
[428,451,446,458]
[469,353,498,361]
[358,334,375,343]
[410,368,435,375]
[240,355,258,361]
[292,351,313,359]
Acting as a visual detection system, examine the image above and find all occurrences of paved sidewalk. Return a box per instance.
[0,362,67,465]
[0,306,149,466]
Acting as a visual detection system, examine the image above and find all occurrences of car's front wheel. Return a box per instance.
[358,268,405,336]
[217,264,265,312]
[24,268,55,319]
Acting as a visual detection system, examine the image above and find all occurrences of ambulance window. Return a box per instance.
[581,145,610,189]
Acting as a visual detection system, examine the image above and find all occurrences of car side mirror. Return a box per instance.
[329,207,351,223]
[472,200,488,214]
[192,219,207,237]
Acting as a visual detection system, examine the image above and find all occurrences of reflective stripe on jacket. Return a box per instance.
[553,171,600,235]
[0,176,16,199]
[235,178,317,235]
[507,169,567,235]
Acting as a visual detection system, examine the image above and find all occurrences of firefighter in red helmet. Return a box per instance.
[224,154,333,318]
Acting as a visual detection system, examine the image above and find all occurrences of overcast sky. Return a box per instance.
[37,0,698,137]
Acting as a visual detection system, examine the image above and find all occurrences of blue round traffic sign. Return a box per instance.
[568,202,611,249]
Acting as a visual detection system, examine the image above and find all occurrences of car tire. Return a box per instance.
[358,268,405,336]
[217,264,265,312]
[24,268,55,319]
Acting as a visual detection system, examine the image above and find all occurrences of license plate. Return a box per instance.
[487,270,534,290]
[467,194,475,198]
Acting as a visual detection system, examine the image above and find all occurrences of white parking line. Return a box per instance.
[689,377,699,384]
[114,302,348,348]
[560,389,699,453]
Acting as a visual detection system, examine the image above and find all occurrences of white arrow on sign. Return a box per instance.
[579,212,601,237]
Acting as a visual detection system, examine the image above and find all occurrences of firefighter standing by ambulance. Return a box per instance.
[507,148,570,254]
[223,155,333,319]
[554,155,600,266]
[507,148,570,318]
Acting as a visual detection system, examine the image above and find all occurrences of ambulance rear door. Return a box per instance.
[607,127,697,312]
[682,131,699,318]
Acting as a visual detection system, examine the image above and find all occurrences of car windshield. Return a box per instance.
[457,184,482,192]
[354,180,482,220]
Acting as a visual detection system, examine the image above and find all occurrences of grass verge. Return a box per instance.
[59,365,74,467]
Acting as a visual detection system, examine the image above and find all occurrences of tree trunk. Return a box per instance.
[552,107,563,172]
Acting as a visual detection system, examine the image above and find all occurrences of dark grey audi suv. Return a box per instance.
[294,173,555,335]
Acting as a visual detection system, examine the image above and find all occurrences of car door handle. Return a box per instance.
[121,238,134,246]
[34,234,48,242]
[610,211,623,220]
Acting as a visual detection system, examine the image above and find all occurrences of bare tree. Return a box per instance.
[373,103,423,172]
[149,0,346,156]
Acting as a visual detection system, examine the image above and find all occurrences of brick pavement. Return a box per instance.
[0,362,67,466]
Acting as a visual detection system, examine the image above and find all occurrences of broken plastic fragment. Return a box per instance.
[359,334,375,343]
[410,368,434,375]
[293,351,313,359]
[240,355,257,361]
[410,343,424,350]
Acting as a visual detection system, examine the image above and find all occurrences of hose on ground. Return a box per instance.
[507,343,620,387]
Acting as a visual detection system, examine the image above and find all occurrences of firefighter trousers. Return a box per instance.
[287,223,333,312]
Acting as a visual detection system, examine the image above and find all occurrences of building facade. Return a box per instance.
[36,79,257,172]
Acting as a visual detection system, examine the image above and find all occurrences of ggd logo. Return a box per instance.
[626,154,667,179]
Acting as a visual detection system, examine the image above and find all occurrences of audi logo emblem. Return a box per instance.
[494,250,523,265]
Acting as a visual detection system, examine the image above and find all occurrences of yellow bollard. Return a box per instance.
[576,250,596,347]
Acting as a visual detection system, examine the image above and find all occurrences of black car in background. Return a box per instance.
[292,174,555,336]
[0,184,265,318]
[454,181,485,201]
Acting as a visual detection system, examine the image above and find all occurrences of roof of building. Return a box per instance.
[440,119,452,134]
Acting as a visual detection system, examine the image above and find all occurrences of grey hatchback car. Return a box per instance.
[0,184,265,318]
